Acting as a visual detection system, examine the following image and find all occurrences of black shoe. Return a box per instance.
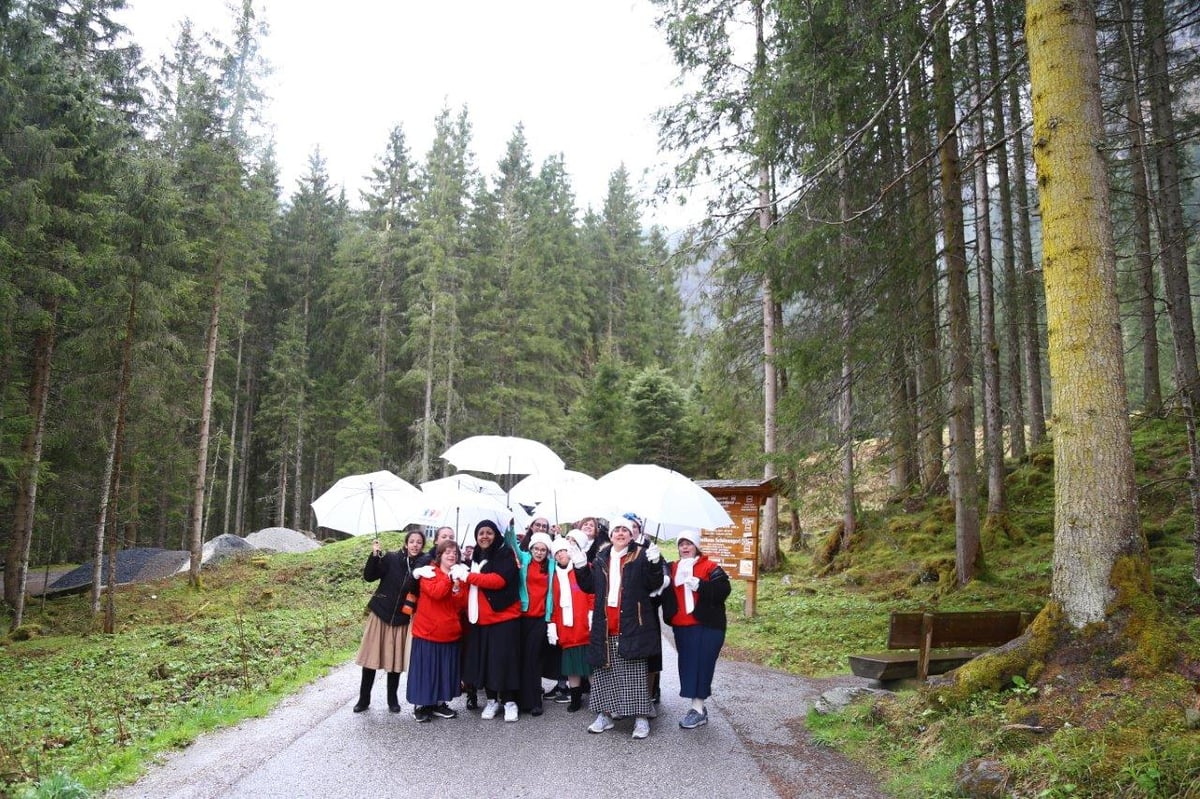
[553,690,571,704]
[542,686,563,700]
[465,692,479,710]
[530,704,543,717]
[432,703,458,719]
[352,701,369,713]
[388,702,402,713]
[414,706,433,723]
[567,686,583,713]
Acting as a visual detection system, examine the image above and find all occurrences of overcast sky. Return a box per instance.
[116,0,695,232]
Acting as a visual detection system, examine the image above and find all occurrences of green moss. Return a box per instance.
[1108,556,1178,677]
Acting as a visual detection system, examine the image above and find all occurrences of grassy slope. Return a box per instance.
[2,420,1199,797]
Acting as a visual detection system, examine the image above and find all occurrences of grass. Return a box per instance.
[3,419,1200,797]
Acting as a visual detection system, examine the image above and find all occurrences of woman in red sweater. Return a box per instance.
[548,537,594,711]
[406,540,468,723]
[661,529,731,730]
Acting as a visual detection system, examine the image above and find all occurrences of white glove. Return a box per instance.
[645,543,661,563]
[450,563,470,582]
[568,542,587,568]
[683,576,700,591]
[547,623,558,645]
[412,565,436,579]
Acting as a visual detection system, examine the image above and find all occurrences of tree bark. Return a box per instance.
[421,295,436,483]
[934,0,982,585]
[188,273,223,587]
[983,0,1027,460]
[1117,0,1162,415]
[1144,0,1200,586]
[5,305,56,627]
[1027,0,1144,625]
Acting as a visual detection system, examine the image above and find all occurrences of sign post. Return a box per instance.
[696,478,778,618]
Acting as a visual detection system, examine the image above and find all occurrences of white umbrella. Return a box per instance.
[532,481,620,528]
[311,470,424,537]
[509,469,595,507]
[410,485,512,545]
[440,435,565,476]
[421,474,506,501]
[595,464,734,535]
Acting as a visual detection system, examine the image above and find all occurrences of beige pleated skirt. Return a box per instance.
[354,612,413,673]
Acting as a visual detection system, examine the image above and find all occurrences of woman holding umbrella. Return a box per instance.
[573,516,666,739]
[458,519,523,722]
[352,530,426,713]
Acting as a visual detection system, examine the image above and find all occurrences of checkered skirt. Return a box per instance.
[588,637,653,717]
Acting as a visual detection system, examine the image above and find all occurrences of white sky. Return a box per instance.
[116,0,698,233]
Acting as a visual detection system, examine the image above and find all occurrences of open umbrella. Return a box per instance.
[440,435,564,476]
[594,464,734,536]
[421,474,506,501]
[410,484,512,545]
[509,469,595,507]
[311,470,424,538]
[529,480,620,528]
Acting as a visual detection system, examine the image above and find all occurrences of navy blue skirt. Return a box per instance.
[406,637,461,707]
[673,624,725,700]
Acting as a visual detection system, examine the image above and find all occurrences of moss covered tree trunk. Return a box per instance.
[1027,0,1144,627]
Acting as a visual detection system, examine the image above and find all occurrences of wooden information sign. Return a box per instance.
[695,478,778,618]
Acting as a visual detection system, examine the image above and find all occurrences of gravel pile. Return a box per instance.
[47,548,190,594]
[174,534,257,573]
[245,527,321,554]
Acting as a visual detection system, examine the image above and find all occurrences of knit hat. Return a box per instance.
[529,531,553,552]
[677,529,702,548]
[550,537,571,556]
[622,512,645,532]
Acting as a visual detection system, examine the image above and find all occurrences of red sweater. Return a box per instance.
[465,568,521,625]
[667,556,722,628]
[524,564,549,619]
[550,568,593,648]
[412,570,468,642]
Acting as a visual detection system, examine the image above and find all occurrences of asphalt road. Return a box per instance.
[106,634,892,799]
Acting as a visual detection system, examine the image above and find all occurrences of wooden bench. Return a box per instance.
[848,610,1033,682]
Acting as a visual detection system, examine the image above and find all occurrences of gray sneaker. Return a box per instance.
[679,708,708,729]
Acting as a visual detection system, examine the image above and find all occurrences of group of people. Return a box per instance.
[352,510,731,739]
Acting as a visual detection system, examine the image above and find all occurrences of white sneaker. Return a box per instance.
[504,701,518,722]
[587,713,614,734]
[480,699,500,720]
[632,717,650,739]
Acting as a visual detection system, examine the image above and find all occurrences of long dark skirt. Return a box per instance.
[673,623,725,700]
[463,618,521,694]
[588,637,653,718]
[406,637,461,707]
[517,616,550,711]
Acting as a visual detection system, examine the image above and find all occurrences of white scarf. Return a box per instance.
[556,567,574,627]
[468,560,486,623]
[674,557,698,614]
[606,547,627,607]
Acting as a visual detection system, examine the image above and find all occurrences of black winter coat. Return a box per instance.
[576,544,664,667]
[363,550,420,626]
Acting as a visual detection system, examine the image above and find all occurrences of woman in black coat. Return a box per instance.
[573,517,667,740]
[352,530,425,713]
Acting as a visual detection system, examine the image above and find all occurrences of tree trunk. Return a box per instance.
[222,322,244,536]
[91,427,117,617]
[421,295,436,483]
[1117,0,1162,415]
[934,0,982,585]
[235,365,254,536]
[983,0,1027,460]
[1006,11,1047,446]
[1027,0,1144,625]
[838,160,856,549]
[754,0,779,573]
[188,274,223,588]
[5,306,56,627]
[1144,0,1200,586]
[972,29,1006,518]
[904,27,945,493]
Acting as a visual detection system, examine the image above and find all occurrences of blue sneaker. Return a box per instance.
[679,708,708,729]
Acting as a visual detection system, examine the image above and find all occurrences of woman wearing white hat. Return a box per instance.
[512,523,556,716]
[661,529,731,729]
[548,534,594,711]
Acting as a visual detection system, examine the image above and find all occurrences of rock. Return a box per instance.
[955,758,1010,798]
[245,527,321,554]
[1185,707,1200,730]
[175,534,255,573]
[812,686,893,715]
